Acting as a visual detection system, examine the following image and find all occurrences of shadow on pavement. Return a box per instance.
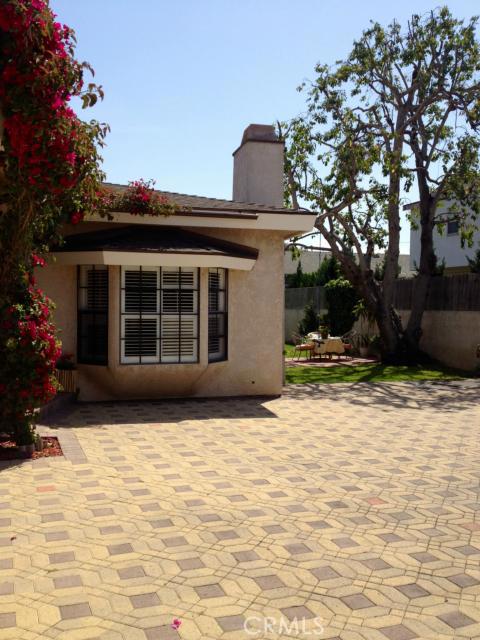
[285,379,480,412]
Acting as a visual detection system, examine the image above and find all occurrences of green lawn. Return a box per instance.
[284,344,469,384]
[284,343,298,359]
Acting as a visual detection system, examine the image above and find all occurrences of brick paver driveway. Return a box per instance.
[1,380,480,639]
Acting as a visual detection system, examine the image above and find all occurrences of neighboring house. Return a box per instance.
[406,199,480,274]
[37,124,315,401]
[284,249,413,277]
[284,249,332,275]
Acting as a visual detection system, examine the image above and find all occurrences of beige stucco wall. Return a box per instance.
[37,228,286,401]
[398,310,480,372]
[36,264,77,355]
[352,310,480,371]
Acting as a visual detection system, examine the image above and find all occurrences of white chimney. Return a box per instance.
[232,124,284,207]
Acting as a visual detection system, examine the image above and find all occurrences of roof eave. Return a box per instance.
[85,210,316,233]
[51,250,257,271]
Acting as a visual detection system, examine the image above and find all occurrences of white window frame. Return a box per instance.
[120,266,199,364]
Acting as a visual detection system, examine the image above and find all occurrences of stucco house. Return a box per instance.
[37,124,315,401]
[407,199,480,274]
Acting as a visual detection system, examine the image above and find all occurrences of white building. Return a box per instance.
[407,200,480,274]
[284,248,413,277]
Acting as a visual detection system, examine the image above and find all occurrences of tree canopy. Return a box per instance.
[281,7,480,361]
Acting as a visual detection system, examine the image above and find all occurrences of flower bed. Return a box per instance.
[0,436,63,460]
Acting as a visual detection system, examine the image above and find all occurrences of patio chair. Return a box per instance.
[291,333,314,361]
[341,330,357,360]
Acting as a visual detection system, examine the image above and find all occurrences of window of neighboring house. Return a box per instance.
[447,219,459,235]
[208,268,228,362]
[120,266,199,364]
[77,265,109,365]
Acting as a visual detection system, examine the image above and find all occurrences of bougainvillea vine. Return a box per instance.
[0,0,105,444]
[0,1,178,446]
[0,259,61,445]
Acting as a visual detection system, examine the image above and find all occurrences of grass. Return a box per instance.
[284,344,470,384]
[284,343,298,359]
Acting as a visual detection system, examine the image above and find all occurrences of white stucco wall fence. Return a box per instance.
[285,276,480,371]
[394,274,480,371]
[284,287,326,342]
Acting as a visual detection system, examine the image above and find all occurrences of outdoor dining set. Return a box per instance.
[292,332,350,361]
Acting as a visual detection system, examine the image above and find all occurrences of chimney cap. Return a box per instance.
[241,124,279,144]
[233,124,283,156]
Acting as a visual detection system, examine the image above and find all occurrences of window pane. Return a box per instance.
[120,266,198,364]
[208,268,227,362]
[123,268,158,313]
[78,312,108,363]
[161,267,197,289]
[77,266,108,365]
[162,290,196,314]
[447,220,459,235]
[79,266,108,311]
[123,317,158,361]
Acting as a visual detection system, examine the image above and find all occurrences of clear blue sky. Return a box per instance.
[51,0,479,253]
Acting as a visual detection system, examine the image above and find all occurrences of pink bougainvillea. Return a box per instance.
[0,258,61,445]
[0,1,177,445]
[99,179,179,219]
[0,0,106,444]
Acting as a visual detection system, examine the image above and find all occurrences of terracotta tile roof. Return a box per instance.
[103,182,311,216]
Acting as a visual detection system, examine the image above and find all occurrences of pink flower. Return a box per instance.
[32,254,46,268]
[70,212,83,224]
[171,618,182,630]
[51,95,63,110]
[65,151,76,166]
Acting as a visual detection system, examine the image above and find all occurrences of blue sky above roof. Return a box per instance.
[51,0,480,252]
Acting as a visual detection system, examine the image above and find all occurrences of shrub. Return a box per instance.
[324,278,358,336]
[298,302,319,336]
[467,247,480,273]
[0,261,60,444]
[285,256,340,288]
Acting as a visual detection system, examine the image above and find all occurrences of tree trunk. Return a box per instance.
[405,195,436,356]
[351,269,405,363]
[365,279,404,363]
[373,107,405,362]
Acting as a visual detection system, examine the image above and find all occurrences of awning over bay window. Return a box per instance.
[52,226,258,270]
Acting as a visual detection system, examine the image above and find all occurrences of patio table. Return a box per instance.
[307,333,345,358]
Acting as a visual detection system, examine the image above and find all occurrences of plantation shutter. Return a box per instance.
[77,265,109,365]
[208,268,227,362]
[121,267,158,363]
[161,268,198,363]
[120,266,198,364]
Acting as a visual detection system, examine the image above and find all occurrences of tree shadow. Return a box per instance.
[285,379,480,413]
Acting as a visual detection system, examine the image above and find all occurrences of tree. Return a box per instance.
[280,8,480,362]
[317,255,341,285]
[285,254,341,287]
[324,278,358,336]
[298,302,319,336]
[467,246,480,273]
[373,256,401,281]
